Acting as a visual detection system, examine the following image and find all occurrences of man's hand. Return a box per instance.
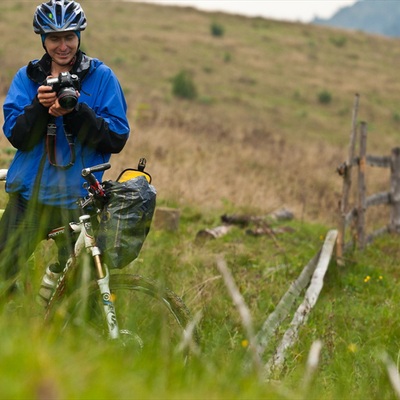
[37,84,57,109]
[37,84,79,117]
[48,97,77,117]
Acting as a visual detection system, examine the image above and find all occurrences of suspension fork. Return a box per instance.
[80,215,120,339]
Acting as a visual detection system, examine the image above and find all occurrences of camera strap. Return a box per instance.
[46,118,76,169]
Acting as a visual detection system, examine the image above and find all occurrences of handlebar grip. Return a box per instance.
[82,163,111,176]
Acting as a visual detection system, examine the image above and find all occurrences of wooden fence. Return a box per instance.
[336,94,400,260]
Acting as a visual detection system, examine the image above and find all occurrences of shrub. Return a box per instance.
[210,22,224,37]
[172,70,198,100]
[223,52,232,63]
[317,90,332,104]
[330,35,347,47]
[393,111,400,122]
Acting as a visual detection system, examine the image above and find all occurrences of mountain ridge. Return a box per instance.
[313,0,400,37]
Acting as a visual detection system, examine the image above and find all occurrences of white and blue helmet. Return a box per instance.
[33,0,87,34]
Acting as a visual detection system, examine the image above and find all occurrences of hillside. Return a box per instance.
[1,1,400,226]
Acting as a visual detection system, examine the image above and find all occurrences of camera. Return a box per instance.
[45,71,80,109]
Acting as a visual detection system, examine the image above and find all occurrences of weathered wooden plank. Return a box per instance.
[366,154,391,168]
[265,230,338,377]
[366,192,390,207]
[357,122,367,249]
[337,94,360,262]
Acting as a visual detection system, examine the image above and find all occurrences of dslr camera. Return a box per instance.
[45,71,80,109]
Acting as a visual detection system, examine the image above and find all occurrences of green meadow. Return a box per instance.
[1,1,400,399]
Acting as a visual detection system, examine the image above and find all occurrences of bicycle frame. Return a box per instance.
[49,214,120,339]
[46,164,121,339]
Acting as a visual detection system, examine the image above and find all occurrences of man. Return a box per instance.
[0,0,130,300]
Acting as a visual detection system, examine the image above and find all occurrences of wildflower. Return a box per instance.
[348,343,358,353]
[241,339,249,348]
[364,276,371,283]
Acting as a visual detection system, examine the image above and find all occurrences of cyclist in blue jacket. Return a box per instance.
[0,0,130,294]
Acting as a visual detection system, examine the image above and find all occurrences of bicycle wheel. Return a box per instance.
[46,272,200,355]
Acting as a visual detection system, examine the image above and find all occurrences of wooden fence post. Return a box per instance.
[357,122,367,249]
[390,147,400,233]
[337,98,400,252]
[337,94,360,262]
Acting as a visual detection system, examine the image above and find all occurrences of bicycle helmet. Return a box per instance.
[33,0,87,35]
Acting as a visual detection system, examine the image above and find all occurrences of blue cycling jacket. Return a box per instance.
[3,51,129,208]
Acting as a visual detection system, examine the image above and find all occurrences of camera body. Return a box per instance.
[46,71,80,109]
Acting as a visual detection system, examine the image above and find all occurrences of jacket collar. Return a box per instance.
[27,50,92,84]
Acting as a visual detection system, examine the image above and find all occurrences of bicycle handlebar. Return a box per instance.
[81,163,111,199]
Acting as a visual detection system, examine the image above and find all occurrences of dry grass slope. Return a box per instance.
[1,1,400,225]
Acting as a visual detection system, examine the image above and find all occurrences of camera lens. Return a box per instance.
[58,88,78,109]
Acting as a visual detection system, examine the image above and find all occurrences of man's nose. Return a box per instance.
[59,39,68,49]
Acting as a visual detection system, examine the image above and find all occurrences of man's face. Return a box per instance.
[44,31,79,67]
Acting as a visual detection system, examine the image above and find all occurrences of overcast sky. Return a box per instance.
[135,0,358,23]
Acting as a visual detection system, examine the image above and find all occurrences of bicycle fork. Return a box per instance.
[80,215,120,339]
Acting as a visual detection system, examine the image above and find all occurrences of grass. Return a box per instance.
[2,209,400,399]
[1,1,400,398]
[0,208,400,399]
[1,1,400,226]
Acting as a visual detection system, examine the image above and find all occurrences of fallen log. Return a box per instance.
[195,225,232,243]
[256,251,321,358]
[221,214,265,227]
[221,208,294,227]
[246,226,295,237]
[264,229,338,378]
[196,208,295,243]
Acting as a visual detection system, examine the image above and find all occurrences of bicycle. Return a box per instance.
[0,161,199,354]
